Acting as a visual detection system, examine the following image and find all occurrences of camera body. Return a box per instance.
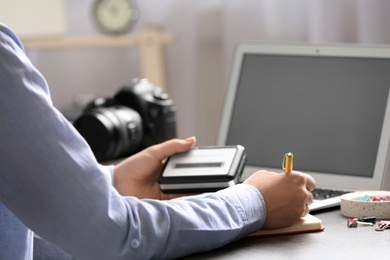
[73,78,176,162]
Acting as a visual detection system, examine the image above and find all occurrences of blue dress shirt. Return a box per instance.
[0,23,266,260]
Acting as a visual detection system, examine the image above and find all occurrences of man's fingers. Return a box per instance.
[292,171,316,191]
[146,137,196,161]
[302,188,314,217]
[302,203,310,217]
[305,175,316,191]
[306,190,314,206]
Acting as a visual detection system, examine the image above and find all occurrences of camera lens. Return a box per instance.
[73,106,143,162]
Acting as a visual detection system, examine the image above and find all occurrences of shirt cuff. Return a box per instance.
[101,164,115,186]
[216,183,267,236]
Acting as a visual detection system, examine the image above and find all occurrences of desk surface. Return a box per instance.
[182,208,390,260]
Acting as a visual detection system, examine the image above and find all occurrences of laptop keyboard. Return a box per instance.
[311,188,349,200]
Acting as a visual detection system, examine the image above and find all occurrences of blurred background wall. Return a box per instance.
[2,0,390,145]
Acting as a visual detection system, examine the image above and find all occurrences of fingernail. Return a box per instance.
[185,136,196,142]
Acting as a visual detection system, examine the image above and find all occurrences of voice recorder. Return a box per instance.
[159,145,246,193]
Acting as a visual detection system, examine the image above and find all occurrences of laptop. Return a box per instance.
[217,42,390,211]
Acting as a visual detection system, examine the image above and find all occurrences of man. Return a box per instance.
[0,23,315,259]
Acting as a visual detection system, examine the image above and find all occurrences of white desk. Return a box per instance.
[182,208,390,260]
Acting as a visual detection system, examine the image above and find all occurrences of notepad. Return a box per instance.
[246,214,324,238]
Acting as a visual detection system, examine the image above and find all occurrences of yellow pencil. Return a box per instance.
[283,152,293,172]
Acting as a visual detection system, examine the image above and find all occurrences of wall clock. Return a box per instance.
[93,0,138,35]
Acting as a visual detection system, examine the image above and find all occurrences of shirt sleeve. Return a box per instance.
[0,23,266,260]
[0,203,34,259]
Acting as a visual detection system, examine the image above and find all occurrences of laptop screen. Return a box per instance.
[217,43,390,190]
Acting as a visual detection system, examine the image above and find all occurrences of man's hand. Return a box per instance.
[113,137,196,200]
[243,170,316,229]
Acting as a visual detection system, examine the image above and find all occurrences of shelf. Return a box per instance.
[21,27,173,92]
[21,35,139,49]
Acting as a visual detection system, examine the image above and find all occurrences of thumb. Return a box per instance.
[146,137,196,161]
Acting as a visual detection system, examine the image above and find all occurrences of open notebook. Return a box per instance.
[247,214,323,238]
[217,42,390,211]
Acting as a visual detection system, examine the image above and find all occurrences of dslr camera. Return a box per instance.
[73,78,176,162]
